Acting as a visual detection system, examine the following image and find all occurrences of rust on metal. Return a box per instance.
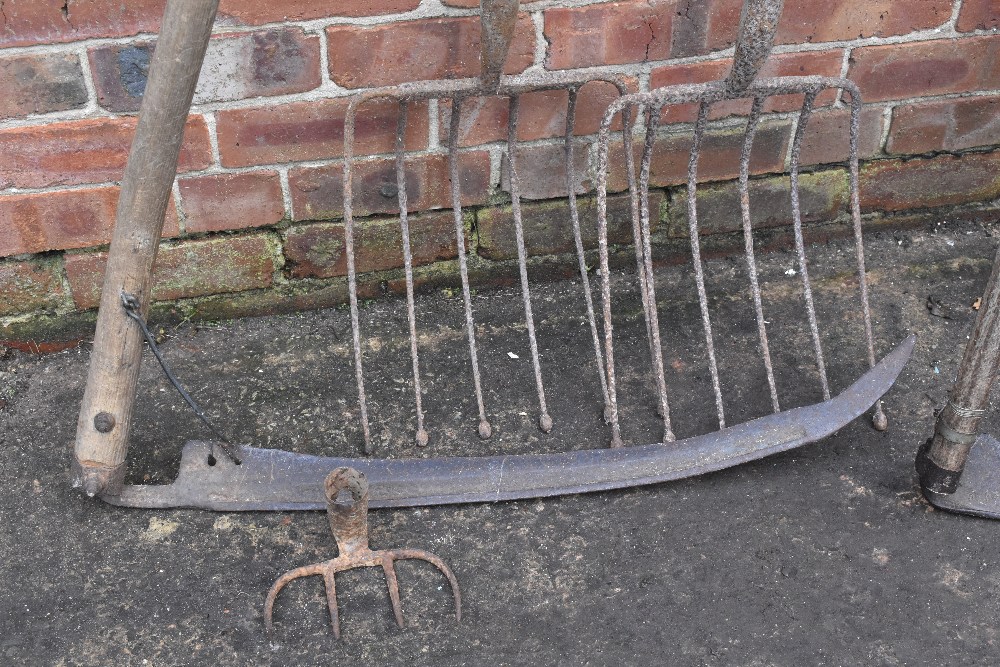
[265,467,461,638]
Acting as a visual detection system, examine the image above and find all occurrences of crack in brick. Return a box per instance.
[60,0,76,30]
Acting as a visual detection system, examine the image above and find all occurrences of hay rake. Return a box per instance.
[73,0,913,513]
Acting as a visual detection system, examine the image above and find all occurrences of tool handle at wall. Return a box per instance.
[72,0,220,497]
[480,0,520,92]
[724,0,786,94]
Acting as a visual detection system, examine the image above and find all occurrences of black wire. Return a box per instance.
[121,292,241,465]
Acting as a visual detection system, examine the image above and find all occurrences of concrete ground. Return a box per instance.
[2,219,999,666]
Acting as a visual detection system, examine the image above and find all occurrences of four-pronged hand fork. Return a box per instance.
[265,467,461,638]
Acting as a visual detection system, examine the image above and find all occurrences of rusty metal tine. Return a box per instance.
[342,100,374,454]
[264,562,326,634]
[624,108,657,377]
[392,548,463,622]
[448,98,493,440]
[564,87,612,422]
[687,99,727,429]
[381,556,406,628]
[740,96,780,413]
[323,569,342,638]
[394,100,430,447]
[843,81,888,430]
[638,104,676,443]
[479,0,519,93]
[507,94,553,433]
[788,88,831,401]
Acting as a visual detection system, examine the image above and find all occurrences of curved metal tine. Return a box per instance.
[390,547,463,622]
[394,100,430,447]
[740,96,780,413]
[264,562,327,634]
[323,569,342,638]
[565,87,612,423]
[507,94,553,433]
[448,98,493,440]
[843,81,888,430]
[595,106,624,448]
[788,88,831,401]
[381,555,406,628]
[638,104,676,443]
[343,100,374,453]
[687,99,726,429]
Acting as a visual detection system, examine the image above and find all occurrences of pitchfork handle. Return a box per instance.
[724,0,785,94]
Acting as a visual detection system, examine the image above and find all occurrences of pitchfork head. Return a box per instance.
[264,467,461,638]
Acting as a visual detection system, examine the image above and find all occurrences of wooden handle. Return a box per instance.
[72,0,220,497]
[723,0,785,94]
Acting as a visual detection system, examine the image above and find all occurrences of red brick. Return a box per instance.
[439,78,636,147]
[289,151,491,221]
[64,234,276,310]
[544,1,673,70]
[217,0,420,23]
[0,187,179,258]
[326,15,535,88]
[848,36,1000,103]
[0,53,88,121]
[90,28,320,113]
[216,98,428,168]
[649,50,843,123]
[606,121,791,191]
[667,170,848,236]
[0,0,165,48]
[887,96,1000,155]
[860,152,1000,212]
[477,192,660,261]
[179,171,286,234]
[798,106,884,166]
[441,0,542,6]
[283,211,460,279]
[956,0,1000,32]
[674,0,954,57]
[0,258,67,316]
[499,143,593,200]
[0,117,212,190]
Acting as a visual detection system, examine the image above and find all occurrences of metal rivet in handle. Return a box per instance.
[94,412,116,433]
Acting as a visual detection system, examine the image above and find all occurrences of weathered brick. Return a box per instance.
[217,0,420,23]
[477,191,659,261]
[0,187,179,258]
[289,151,491,221]
[499,143,593,200]
[649,50,843,123]
[607,121,791,192]
[0,53,88,121]
[89,27,321,113]
[441,0,542,6]
[673,0,954,57]
[956,0,1000,32]
[0,0,165,49]
[326,15,535,88]
[860,152,1000,212]
[215,98,428,168]
[179,171,286,234]
[544,1,673,70]
[798,106,884,166]
[0,117,212,190]
[848,36,1000,103]
[667,170,849,236]
[0,258,67,316]
[64,234,276,310]
[887,96,1000,155]
[284,211,460,279]
[439,78,636,147]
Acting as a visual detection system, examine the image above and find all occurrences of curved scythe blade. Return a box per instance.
[104,335,914,511]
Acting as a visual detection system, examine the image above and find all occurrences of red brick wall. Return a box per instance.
[2,0,999,339]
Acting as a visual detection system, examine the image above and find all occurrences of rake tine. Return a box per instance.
[565,87,612,423]
[740,96,780,413]
[843,80,888,430]
[323,569,342,639]
[343,100,374,454]
[395,100,430,447]
[448,98,493,440]
[392,548,463,622]
[788,88,830,401]
[381,555,406,628]
[507,94,553,433]
[687,99,726,429]
[264,562,326,634]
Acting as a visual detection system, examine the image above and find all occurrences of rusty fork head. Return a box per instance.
[265,467,461,638]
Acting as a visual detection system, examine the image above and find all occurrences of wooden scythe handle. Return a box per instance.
[72,0,220,497]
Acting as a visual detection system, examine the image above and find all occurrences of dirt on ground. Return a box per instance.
[1,219,999,666]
